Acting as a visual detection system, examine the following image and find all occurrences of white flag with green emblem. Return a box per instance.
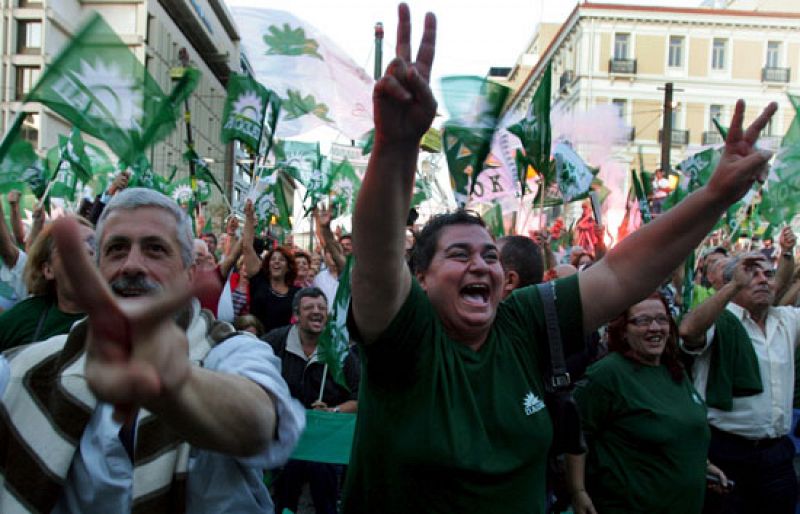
[231,7,374,139]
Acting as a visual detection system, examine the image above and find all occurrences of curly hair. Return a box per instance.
[261,245,297,286]
[606,292,685,382]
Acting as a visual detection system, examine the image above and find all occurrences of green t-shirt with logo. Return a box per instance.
[343,275,584,514]
[574,352,710,514]
[0,295,84,352]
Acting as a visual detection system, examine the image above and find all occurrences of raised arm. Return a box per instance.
[773,226,796,304]
[0,199,20,269]
[579,100,776,332]
[679,258,755,350]
[241,200,262,279]
[219,236,242,278]
[351,3,437,344]
[314,206,346,272]
[7,191,25,248]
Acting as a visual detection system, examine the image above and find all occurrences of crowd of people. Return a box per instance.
[0,3,798,514]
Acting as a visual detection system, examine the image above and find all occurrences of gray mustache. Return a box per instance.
[110,275,162,296]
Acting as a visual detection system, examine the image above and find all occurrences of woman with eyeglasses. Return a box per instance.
[565,292,727,514]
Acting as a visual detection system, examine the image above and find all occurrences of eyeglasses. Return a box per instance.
[627,315,671,327]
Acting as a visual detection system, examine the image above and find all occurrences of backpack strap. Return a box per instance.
[536,282,571,392]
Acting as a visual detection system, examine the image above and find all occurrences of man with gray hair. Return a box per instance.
[679,229,799,513]
[0,188,305,513]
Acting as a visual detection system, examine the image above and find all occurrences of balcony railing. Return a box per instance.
[609,58,637,74]
[762,66,790,83]
[559,70,574,92]
[702,131,723,146]
[658,129,690,145]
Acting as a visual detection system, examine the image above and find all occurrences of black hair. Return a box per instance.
[411,209,486,274]
[202,232,217,245]
[497,235,544,287]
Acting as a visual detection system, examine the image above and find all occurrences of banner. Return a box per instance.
[231,7,374,139]
[221,72,271,151]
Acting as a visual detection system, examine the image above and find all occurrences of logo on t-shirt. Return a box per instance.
[523,392,545,416]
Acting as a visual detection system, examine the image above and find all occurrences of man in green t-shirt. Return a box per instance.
[343,4,777,513]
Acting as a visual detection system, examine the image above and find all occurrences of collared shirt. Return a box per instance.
[285,325,318,363]
[0,332,306,513]
[684,303,800,439]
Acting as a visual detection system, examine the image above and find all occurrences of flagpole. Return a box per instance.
[318,364,328,403]
[36,158,64,210]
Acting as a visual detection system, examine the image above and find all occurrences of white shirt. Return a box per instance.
[683,303,800,439]
[0,250,27,309]
[313,269,339,313]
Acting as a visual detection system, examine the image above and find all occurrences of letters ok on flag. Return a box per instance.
[221,73,271,152]
[25,13,199,166]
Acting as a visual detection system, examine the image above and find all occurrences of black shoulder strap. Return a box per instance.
[536,282,571,392]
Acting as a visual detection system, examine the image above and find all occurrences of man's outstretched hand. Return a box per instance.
[51,217,209,422]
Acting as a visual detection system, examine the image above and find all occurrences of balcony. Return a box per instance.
[559,70,574,92]
[609,58,637,75]
[762,66,790,83]
[702,131,723,146]
[658,129,690,145]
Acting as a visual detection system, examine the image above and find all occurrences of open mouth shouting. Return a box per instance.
[460,283,491,307]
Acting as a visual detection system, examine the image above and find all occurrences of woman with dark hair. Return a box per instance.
[242,201,300,332]
[566,292,726,514]
[293,250,314,288]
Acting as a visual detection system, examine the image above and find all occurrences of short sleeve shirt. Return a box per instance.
[342,275,584,514]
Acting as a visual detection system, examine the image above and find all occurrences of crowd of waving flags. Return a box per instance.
[4,8,800,391]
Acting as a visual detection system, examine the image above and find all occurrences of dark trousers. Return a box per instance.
[274,459,341,514]
[704,428,797,514]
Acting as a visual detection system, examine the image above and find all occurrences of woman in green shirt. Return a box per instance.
[567,292,727,513]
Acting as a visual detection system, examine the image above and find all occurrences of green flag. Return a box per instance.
[441,76,510,205]
[46,145,78,201]
[712,117,729,141]
[125,154,168,194]
[253,170,292,230]
[221,73,270,151]
[24,13,200,166]
[274,140,321,187]
[171,175,211,204]
[553,142,593,202]
[411,174,434,208]
[329,159,361,216]
[761,93,800,226]
[0,114,42,195]
[59,127,92,184]
[259,93,282,159]
[631,169,652,224]
[184,147,225,197]
[303,156,331,214]
[508,61,552,192]
[317,256,354,390]
[483,202,505,237]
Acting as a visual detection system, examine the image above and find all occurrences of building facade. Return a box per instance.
[505,2,800,174]
[0,0,241,210]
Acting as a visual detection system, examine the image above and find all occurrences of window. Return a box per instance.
[614,34,630,60]
[17,20,41,54]
[668,36,684,68]
[709,104,722,130]
[20,114,39,147]
[612,99,627,119]
[15,66,40,100]
[766,41,781,68]
[712,38,727,70]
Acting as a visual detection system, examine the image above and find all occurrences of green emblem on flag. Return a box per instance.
[221,73,271,151]
[263,23,323,59]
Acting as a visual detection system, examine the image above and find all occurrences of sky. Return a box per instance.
[225,0,702,92]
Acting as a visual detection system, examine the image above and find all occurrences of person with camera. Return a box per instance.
[566,292,727,513]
